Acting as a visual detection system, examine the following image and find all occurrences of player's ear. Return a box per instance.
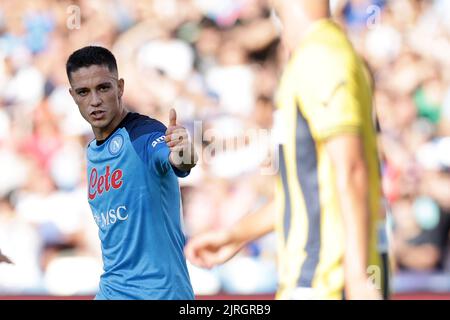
[118,78,124,98]
[69,87,75,100]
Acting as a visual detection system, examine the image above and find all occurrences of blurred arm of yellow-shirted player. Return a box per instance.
[326,135,381,300]
[184,200,275,269]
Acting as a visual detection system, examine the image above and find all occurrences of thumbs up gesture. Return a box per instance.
[165,108,197,170]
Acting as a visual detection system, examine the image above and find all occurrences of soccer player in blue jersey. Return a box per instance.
[66,46,197,300]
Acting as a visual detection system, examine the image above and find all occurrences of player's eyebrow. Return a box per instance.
[95,81,113,88]
[74,86,89,93]
[74,81,114,92]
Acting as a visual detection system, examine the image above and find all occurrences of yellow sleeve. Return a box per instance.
[294,45,364,140]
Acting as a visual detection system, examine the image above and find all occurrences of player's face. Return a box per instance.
[69,65,124,139]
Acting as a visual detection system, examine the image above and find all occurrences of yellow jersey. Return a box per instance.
[274,19,386,299]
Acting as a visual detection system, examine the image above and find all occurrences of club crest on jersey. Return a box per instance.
[109,134,124,155]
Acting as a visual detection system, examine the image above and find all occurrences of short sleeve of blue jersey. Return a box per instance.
[126,115,190,178]
[148,133,190,178]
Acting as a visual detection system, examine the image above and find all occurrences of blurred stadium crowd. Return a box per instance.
[0,0,450,296]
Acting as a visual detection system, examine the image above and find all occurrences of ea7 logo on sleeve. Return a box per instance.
[88,166,123,200]
[151,135,165,147]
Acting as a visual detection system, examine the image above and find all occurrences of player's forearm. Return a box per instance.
[229,200,275,245]
[326,135,381,299]
[336,161,371,282]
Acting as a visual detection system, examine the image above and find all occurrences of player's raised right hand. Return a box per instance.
[184,230,243,269]
[165,108,197,170]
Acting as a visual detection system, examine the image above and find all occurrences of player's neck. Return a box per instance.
[93,108,128,142]
[283,16,330,53]
[280,0,329,51]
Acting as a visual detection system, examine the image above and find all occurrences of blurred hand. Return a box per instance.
[185,230,243,269]
[0,250,12,264]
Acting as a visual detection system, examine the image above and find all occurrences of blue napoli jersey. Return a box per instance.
[86,112,194,300]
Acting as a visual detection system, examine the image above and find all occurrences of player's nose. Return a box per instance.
[90,91,102,107]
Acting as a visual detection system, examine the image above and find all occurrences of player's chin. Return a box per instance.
[90,117,111,130]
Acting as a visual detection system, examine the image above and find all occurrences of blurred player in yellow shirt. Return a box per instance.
[186,0,388,300]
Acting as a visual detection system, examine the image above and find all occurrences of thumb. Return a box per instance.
[169,108,177,127]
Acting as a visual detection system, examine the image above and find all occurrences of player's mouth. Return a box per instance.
[90,110,106,120]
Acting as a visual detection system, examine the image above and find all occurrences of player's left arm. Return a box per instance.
[325,134,381,300]
[165,109,198,172]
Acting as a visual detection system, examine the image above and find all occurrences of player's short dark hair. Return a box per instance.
[66,46,118,81]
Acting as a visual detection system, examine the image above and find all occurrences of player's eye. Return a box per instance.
[77,90,88,97]
[99,85,111,92]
